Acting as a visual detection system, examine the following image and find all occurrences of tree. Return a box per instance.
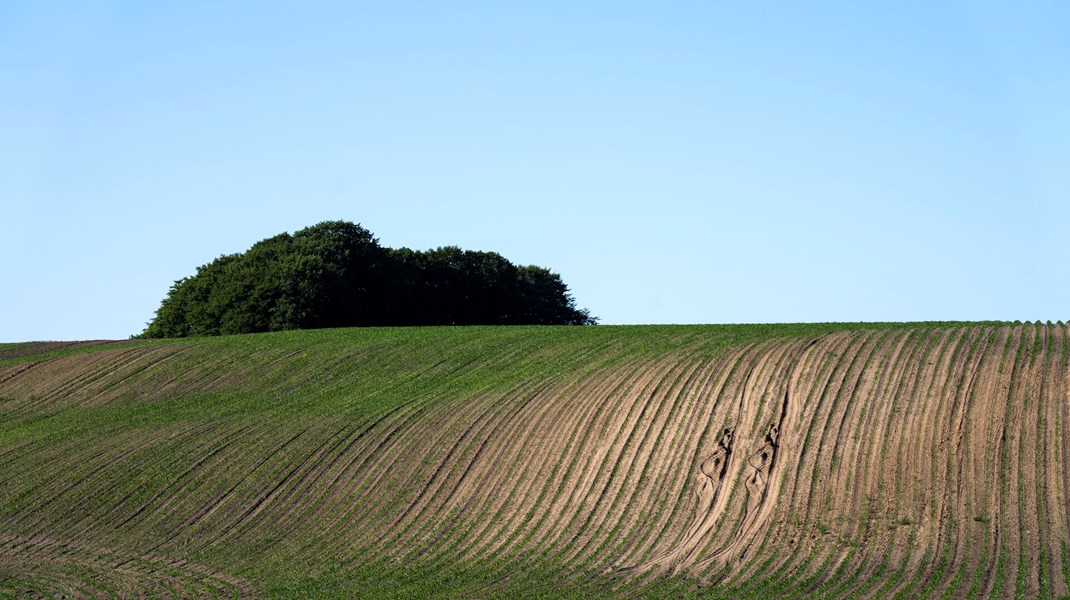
[514,265,596,325]
[140,221,596,337]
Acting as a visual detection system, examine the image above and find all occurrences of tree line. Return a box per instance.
[141,221,596,338]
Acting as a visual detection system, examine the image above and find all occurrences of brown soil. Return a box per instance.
[2,324,1069,597]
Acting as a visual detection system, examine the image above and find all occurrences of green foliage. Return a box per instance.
[141,221,595,338]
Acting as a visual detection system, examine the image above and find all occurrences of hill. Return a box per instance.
[0,322,1066,598]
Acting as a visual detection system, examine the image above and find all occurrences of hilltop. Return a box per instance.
[0,322,1065,598]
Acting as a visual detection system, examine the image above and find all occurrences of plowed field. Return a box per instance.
[0,322,1065,598]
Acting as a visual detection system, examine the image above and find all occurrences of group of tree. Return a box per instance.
[141,221,596,338]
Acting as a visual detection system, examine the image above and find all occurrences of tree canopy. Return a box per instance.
[141,221,596,338]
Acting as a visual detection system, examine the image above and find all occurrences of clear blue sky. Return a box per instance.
[3,1,1068,341]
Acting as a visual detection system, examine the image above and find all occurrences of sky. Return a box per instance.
[3,1,1069,342]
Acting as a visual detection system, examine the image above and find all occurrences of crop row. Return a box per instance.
[0,323,1066,597]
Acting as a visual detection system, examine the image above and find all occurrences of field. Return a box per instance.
[1,322,1067,598]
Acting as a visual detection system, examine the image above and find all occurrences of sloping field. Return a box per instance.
[1,322,1067,598]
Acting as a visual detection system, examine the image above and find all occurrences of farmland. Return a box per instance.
[0,322,1067,598]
